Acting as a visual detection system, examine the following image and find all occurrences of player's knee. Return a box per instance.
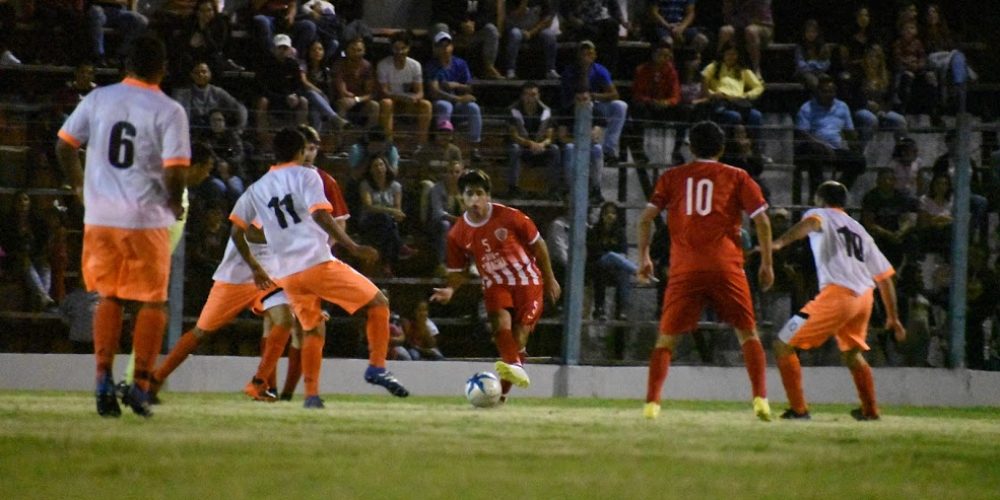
[840,349,864,368]
[773,338,793,357]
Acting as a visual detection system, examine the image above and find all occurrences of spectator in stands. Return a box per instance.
[503,0,559,79]
[850,45,908,153]
[718,0,774,78]
[27,0,91,64]
[923,3,975,112]
[793,19,831,92]
[186,201,228,304]
[673,51,711,159]
[87,0,148,66]
[301,0,342,61]
[793,75,866,202]
[932,130,991,246]
[559,0,627,74]
[917,172,954,255]
[837,5,881,90]
[0,191,55,310]
[199,109,247,191]
[376,30,432,147]
[646,0,709,58]
[253,34,309,143]
[416,120,464,178]
[171,0,236,77]
[965,246,999,370]
[557,120,605,203]
[333,37,384,130]
[173,62,248,133]
[559,40,628,167]
[626,42,682,165]
[861,168,919,270]
[302,40,350,133]
[506,81,560,198]
[887,136,923,197]
[250,0,316,63]
[720,124,768,199]
[425,160,466,275]
[892,19,940,125]
[701,41,764,136]
[348,126,400,178]
[358,154,411,277]
[425,31,483,161]
[402,300,445,360]
[546,208,570,289]
[587,201,637,321]
[58,280,100,353]
[431,0,505,79]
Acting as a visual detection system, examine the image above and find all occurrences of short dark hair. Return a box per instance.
[816,181,848,207]
[191,141,216,165]
[816,74,836,90]
[297,124,321,144]
[389,30,413,46]
[127,35,167,80]
[273,128,306,163]
[521,80,539,92]
[688,121,725,158]
[458,169,492,194]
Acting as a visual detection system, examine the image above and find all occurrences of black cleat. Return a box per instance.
[123,384,154,418]
[96,373,121,418]
[364,367,409,397]
[779,408,811,420]
[850,408,880,421]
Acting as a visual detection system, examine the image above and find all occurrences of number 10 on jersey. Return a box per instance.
[685,178,714,216]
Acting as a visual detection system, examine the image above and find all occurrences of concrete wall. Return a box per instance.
[3,354,999,407]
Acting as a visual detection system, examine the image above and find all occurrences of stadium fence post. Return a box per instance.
[561,101,594,366]
[948,111,971,368]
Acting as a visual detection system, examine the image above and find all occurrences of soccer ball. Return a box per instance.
[464,372,502,408]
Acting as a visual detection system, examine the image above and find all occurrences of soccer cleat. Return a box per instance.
[243,378,277,402]
[124,384,154,418]
[850,408,880,421]
[147,376,163,404]
[753,396,772,422]
[364,366,410,397]
[96,373,121,418]
[643,402,661,420]
[279,392,294,402]
[494,361,530,388]
[779,408,812,420]
[303,396,326,409]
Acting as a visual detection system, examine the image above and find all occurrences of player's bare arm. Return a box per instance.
[771,215,822,252]
[875,276,907,343]
[430,271,468,305]
[311,209,378,265]
[530,237,561,303]
[230,224,275,290]
[164,166,187,219]
[751,211,774,291]
[55,139,84,204]
[636,205,661,283]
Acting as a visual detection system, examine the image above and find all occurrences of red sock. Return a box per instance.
[849,362,879,417]
[154,330,200,382]
[646,346,672,403]
[301,334,325,397]
[776,352,807,413]
[255,325,291,385]
[494,329,520,364]
[741,337,767,398]
[282,346,302,396]
[132,307,167,391]
[93,298,123,376]
[366,305,389,368]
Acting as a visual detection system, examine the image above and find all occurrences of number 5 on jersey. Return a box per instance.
[685,178,714,216]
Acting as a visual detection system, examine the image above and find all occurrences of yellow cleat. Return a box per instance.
[643,402,661,420]
[753,396,772,422]
[494,361,531,388]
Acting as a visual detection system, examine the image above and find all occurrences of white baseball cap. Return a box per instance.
[273,34,293,48]
[433,31,452,45]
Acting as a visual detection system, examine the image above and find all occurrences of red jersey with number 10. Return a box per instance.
[649,160,768,276]
[446,203,542,289]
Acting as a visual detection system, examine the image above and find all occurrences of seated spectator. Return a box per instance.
[559,40,627,166]
[837,5,881,90]
[431,0,504,79]
[503,0,559,79]
[923,3,975,112]
[426,32,483,160]
[300,0,342,61]
[892,19,940,124]
[388,308,409,360]
[302,40,349,133]
[701,41,764,136]
[171,0,237,77]
[173,62,248,133]
[917,172,954,255]
[58,281,100,353]
[348,126,400,178]
[850,44,907,153]
[506,81,560,198]
[932,130,991,246]
[720,124,767,199]
[718,0,774,78]
[793,19,831,92]
[424,160,465,274]
[888,136,923,196]
[861,168,919,270]
[557,120,604,203]
[546,207,570,289]
[253,34,309,143]
[672,51,712,160]
[199,109,247,186]
[88,0,148,66]
[587,201,637,321]
[402,301,445,360]
[333,37,384,130]
[250,0,316,62]
[0,191,55,310]
[187,141,229,215]
[793,75,866,203]
[376,30,432,146]
[646,0,709,58]
[625,42,681,165]
[358,155,410,276]
[559,0,627,74]
[186,200,229,304]
[415,120,464,179]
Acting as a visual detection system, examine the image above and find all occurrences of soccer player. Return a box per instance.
[231,128,409,409]
[430,169,561,402]
[637,120,774,421]
[770,181,906,421]
[56,35,190,418]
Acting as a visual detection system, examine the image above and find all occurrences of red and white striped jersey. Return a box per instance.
[446,203,542,289]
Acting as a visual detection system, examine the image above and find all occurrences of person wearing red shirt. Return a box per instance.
[430,169,561,402]
[625,42,682,164]
[637,120,774,421]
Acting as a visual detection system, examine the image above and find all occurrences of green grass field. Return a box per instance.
[2,391,999,499]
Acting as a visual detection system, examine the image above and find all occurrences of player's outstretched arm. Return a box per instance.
[876,277,907,343]
[636,205,660,283]
[430,271,467,305]
[312,210,378,264]
[771,215,821,252]
[751,211,774,291]
[531,237,562,303]
[230,224,274,290]
[55,139,84,204]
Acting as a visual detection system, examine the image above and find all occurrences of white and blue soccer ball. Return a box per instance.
[465,371,502,408]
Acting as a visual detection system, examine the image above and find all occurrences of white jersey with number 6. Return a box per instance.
[58,77,190,229]
[804,207,894,295]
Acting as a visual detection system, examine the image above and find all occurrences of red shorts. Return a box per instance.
[82,225,171,302]
[659,271,755,334]
[277,260,379,331]
[778,285,873,352]
[483,284,544,329]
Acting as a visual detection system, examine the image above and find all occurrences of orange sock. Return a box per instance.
[255,325,291,384]
[741,337,767,398]
[282,346,302,396]
[777,352,807,413]
[154,330,200,383]
[646,346,672,403]
[301,334,325,397]
[494,329,520,364]
[132,307,167,391]
[366,305,390,368]
[849,362,878,417]
[93,298,123,376]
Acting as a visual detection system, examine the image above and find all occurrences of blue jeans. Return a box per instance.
[252,15,317,58]
[854,109,907,150]
[593,100,628,157]
[592,251,637,312]
[712,104,763,129]
[504,26,558,73]
[506,142,561,189]
[304,89,341,132]
[433,100,482,143]
[562,143,603,192]
[88,5,147,58]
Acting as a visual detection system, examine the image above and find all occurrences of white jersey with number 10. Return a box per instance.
[804,207,894,296]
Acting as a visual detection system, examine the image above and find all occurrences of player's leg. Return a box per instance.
[835,290,879,420]
[772,335,809,419]
[842,349,879,420]
[360,291,409,397]
[497,284,544,395]
[645,274,705,419]
[733,327,771,421]
[300,318,327,409]
[245,302,294,402]
[645,333,682,419]
[93,295,125,417]
[280,318,304,401]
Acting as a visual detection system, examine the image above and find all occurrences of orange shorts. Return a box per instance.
[483,284,544,329]
[659,271,755,334]
[82,225,171,302]
[777,285,874,352]
[277,260,378,330]
[195,282,284,332]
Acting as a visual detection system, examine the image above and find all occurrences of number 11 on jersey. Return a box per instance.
[685,177,714,216]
